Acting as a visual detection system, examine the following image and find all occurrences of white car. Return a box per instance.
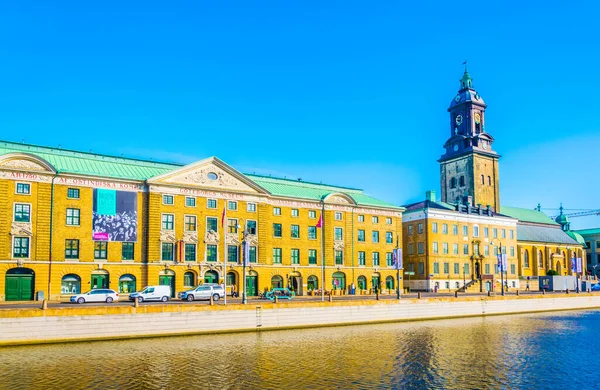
[70,289,119,304]
[179,285,225,301]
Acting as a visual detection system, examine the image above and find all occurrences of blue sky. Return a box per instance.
[0,1,598,228]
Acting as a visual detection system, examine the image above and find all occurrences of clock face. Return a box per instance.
[455,115,463,126]
[453,144,459,152]
[455,94,461,102]
[474,113,481,124]
[482,141,488,150]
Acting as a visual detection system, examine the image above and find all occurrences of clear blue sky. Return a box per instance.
[1,1,598,228]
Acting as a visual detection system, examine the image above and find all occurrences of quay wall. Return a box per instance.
[1,294,599,346]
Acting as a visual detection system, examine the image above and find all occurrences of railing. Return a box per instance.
[457,279,477,293]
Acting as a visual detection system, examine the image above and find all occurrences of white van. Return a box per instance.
[129,286,171,302]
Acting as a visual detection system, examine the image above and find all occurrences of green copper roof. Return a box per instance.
[0,141,180,180]
[575,228,600,236]
[566,231,586,245]
[500,206,557,225]
[246,174,402,209]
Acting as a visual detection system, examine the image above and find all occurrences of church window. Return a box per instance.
[488,176,492,185]
[459,176,465,187]
[481,175,485,185]
[524,250,530,268]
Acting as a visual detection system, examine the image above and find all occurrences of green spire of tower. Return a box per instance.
[460,62,473,90]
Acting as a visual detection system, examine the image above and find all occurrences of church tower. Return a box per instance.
[438,67,501,212]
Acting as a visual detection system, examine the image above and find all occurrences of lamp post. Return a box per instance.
[490,239,505,296]
[238,219,249,304]
[463,264,466,291]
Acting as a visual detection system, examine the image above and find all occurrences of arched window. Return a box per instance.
[524,250,530,268]
[226,272,236,287]
[357,276,367,290]
[332,272,346,290]
[118,274,136,293]
[459,176,465,187]
[488,176,491,185]
[61,274,81,294]
[271,275,283,288]
[386,276,394,290]
[184,271,196,288]
[481,175,485,185]
[307,275,318,291]
[538,250,544,268]
[204,270,219,284]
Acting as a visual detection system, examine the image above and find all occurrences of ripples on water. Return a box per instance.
[0,310,599,390]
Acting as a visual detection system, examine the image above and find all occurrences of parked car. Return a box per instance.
[591,284,600,292]
[129,285,171,302]
[265,287,295,301]
[179,284,225,302]
[70,289,119,304]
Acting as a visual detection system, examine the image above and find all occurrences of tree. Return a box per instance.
[547,269,559,276]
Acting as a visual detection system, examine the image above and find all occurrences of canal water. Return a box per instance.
[0,310,598,389]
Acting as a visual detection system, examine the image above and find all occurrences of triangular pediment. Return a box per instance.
[0,153,56,173]
[148,157,269,194]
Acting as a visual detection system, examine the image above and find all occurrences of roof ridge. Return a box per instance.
[246,173,363,193]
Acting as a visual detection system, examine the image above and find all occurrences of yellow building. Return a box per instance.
[0,141,404,301]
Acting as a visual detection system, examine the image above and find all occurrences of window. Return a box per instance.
[162,214,174,230]
[309,249,317,265]
[273,223,282,237]
[418,263,424,274]
[122,242,134,260]
[386,252,393,266]
[65,239,79,259]
[16,183,30,194]
[485,263,490,274]
[66,208,80,226]
[14,204,31,222]
[443,243,448,254]
[524,250,530,268]
[185,215,197,231]
[358,251,366,265]
[459,176,465,187]
[228,245,238,262]
[228,218,238,233]
[292,209,299,217]
[481,174,485,185]
[433,262,439,273]
[433,242,439,254]
[463,225,468,236]
[493,228,498,238]
[358,215,365,223]
[334,227,343,241]
[464,264,469,274]
[372,216,379,224]
[357,229,365,242]
[408,225,414,235]
[207,245,217,262]
[488,176,492,185]
[273,207,281,216]
[228,201,237,211]
[386,217,392,225]
[509,230,514,239]
[473,226,479,237]
[249,246,257,263]
[161,243,174,261]
[450,177,457,189]
[463,244,469,255]
[185,244,196,261]
[372,252,379,266]
[511,264,516,274]
[291,249,299,264]
[417,223,423,234]
[185,197,196,207]
[335,212,342,221]
[62,274,81,294]
[335,250,344,265]
[246,220,257,234]
[207,217,218,232]
[309,210,316,219]
[444,263,449,274]
[308,226,317,240]
[291,225,300,238]
[510,246,515,257]
[372,231,379,243]
[247,203,256,212]
[417,242,424,254]
[474,245,480,256]
[501,229,506,239]
[67,188,80,199]
[432,222,438,233]
[484,245,489,256]
[452,225,458,235]
[484,227,489,237]
[207,199,217,209]
[442,224,448,234]
[408,243,414,255]
[94,241,107,260]
[386,232,393,244]
[183,272,195,287]
[453,243,458,254]
[162,195,174,205]
[273,248,282,264]
[454,263,459,274]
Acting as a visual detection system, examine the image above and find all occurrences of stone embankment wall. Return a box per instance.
[1,294,599,346]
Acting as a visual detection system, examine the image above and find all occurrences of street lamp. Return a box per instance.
[238,219,249,304]
[490,239,505,296]
[463,264,466,290]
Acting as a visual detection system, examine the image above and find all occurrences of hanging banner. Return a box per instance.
[571,257,577,273]
[496,254,507,272]
[577,257,583,273]
[393,248,403,270]
[92,188,138,242]
[243,241,250,266]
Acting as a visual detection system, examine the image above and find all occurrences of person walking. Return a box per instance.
[231,284,237,298]
[526,282,530,291]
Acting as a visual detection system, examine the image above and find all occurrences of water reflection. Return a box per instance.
[0,310,598,389]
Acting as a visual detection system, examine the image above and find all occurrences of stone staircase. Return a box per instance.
[457,279,481,293]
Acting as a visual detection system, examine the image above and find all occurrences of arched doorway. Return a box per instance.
[204,270,219,284]
[226,272,237,296]
[289,272,303,296]
[386,276,394,290]
[5,268,35,301]
[372,273,381,292]
[271,275,283,288]
[332,272,346,291]
[556,260,562,275]
[307,275,318,292]
[184,271,196,289]
[357,276,367,290]
[159,270,176,298]
[475,261,481,279]
[91,270,109,290]
[118,274,136,294]
[61,274,81,294]
[246,271,258,296]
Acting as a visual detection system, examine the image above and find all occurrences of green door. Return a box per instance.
[204,270,218,284]
[159,275,175,297]
[91,274,108,289]
[5,275,34,301]
[246,276,257,296]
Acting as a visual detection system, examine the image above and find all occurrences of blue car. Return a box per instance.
[591,284,600,291]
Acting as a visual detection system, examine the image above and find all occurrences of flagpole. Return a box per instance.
[396,234,400,300]
[223,204,227,305]
[320,201,325,302]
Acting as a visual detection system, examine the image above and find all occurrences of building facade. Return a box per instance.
[577,228,600,276]
[0,142,404,301]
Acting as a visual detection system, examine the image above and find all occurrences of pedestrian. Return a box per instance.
[526,282,530,291]
[231,284,237,298]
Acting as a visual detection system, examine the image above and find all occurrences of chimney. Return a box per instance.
[426,190,436,202]
[486,205,492,215]
[477,203,483,215]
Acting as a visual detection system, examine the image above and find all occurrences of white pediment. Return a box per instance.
[0,153,56,173]
[149,157,268,194]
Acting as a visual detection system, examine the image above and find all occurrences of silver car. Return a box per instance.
[179,285,225,302]
[70,289,119,304]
